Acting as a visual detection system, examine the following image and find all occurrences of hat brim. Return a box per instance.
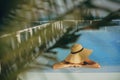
[65,48,92,63]
[80,48,92,57]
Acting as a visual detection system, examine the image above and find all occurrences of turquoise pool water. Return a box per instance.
[54,27,120,72]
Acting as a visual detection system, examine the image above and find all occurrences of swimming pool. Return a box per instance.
[17,26,120,80]
[55,26,120,72]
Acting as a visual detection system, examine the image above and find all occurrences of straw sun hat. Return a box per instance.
[65,44,92,64]
[53,44,94,69]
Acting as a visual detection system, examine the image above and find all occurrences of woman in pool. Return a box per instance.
[53,44,100,69]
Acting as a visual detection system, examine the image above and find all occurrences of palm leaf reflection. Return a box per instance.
[46,27,81,53]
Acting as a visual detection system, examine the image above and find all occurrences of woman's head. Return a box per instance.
[65,44,92,63]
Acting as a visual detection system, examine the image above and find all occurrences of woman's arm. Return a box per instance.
[82,58,101,68]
